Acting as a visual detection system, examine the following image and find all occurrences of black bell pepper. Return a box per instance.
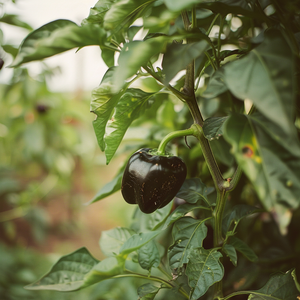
[121,148,187,214]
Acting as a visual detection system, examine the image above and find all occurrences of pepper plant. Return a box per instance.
[10,0,300,299]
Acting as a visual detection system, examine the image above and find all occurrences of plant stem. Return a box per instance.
[157,127,196,155]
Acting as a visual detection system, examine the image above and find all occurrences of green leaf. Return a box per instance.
[163,202,211,230]
[223,244,237,267]
[112,37,167,92]
[104,88,156,163]
[224,29,296,135]
[203,116,228,141]
[164,0,204,11]
[25,247,99,291]
[138,240,160,271]
[186,248,224,300]
[248,270,299,300]
[131,201,173,232]
[120,231,160,255]
[82,0,114,26]
[104,0,155,31]
[291,269,300,292]
[91,67,122,152]
[176,178,212,206]
[83,255,125,288]
[137,283,161,300]
[88,172,123,204]
[223,204,261,233]
[0,13,32,30]
[223,113,300,233]
[168,217,208,271]
[11,19,106,67]
[162,40,209,83]
[202,68,228,99]
[229,236,258,262]
[99,227,136,257]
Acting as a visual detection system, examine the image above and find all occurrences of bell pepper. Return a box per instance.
[121,148,187,214]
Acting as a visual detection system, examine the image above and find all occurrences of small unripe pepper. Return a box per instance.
[121,148,187,214]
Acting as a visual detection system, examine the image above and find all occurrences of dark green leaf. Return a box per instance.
[224,29,296,135]
[248,270,299,300]
[223,204,261,233]
[120,231,160,255]
[169,217,208,271]
[137,283,161,300]
[203,116,227,141]
[2,44,19,58]
[11,20,106,67]
[104,88,156,163]
[162,40,209,83]
[229,236,258,262]
[186,248,224,300]
[223,244,237,266]
[138,240,160,271]
[25,247,99,291]
[99,227,136,257]
[176,178,212,206]
[164,0,205,11]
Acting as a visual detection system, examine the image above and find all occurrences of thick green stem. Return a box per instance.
[157,127,196,155]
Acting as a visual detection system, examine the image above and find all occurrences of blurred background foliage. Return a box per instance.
[0,2,141,299]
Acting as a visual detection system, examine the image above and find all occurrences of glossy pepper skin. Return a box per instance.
[121,148,187,214]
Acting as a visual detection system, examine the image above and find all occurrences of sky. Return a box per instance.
[0,0,109,92]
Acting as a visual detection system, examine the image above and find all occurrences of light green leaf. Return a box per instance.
[120,231,160,255]
[138,240,160,271]
[202,68,228,99]
[104,0,155,31]
[11,19,106,67]
[25,247,99,291]
[163,202,211,230]
[99,227,136,257]
[229,236,258,262]
[203,116,228,141]
[291,269,300,292]
[137,283,161,300]
[82,0,114,26]
[104,88,155,163]
[83,255,125,288]
[131,201,173,232]
[224,29,296,135]
[223,113,300,233]
[248,270,299,300]
[223,244,237,267]
[0,13,32,30]
[88,172,122,204]
[164,0,204,11]
[186,248,224,300]
[112,37,167,91]
[176,178,212,206]
[91,67,122,152]
[168,217,208,271]
[162,40,209,83]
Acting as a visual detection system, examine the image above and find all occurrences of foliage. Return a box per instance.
[7,0,300,300]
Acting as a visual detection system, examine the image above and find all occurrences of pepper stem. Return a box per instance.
[157,127,197,155]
